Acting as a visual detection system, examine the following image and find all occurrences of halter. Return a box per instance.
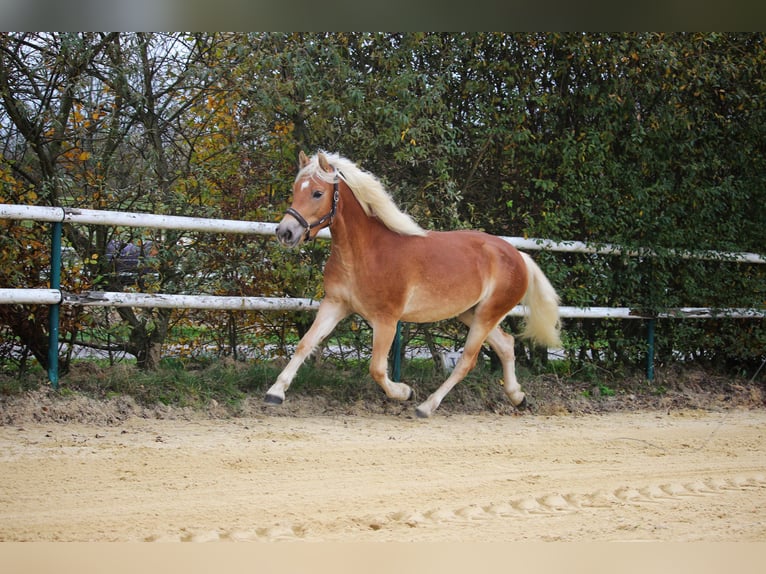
[285,173,340,242]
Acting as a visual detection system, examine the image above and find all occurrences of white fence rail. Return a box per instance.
[508,236,766,264]
[2,203,763,262]
[0,288,762,321]
[0,203,290,237]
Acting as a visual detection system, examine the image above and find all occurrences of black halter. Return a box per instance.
[285,174,340,242]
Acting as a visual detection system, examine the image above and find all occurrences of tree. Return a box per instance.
[0,33,240,370]
[1,33,119,371]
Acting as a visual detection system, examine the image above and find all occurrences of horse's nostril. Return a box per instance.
[277,225,293,244]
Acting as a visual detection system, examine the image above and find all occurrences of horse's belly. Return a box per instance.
[399,285,480,323]
[400,306,467,323]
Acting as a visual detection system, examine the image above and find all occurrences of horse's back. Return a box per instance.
[422,229,524,274]
[379,228,527,322]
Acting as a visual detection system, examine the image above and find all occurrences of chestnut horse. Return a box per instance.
[266,151,561,417]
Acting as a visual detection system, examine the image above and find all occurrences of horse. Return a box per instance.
[266,150,561,418]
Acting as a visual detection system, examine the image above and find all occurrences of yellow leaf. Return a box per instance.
[79,151,91,161]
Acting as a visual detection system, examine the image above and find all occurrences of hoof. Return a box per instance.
[264,393,284,405]
[407,387,415,401]
[516,396,528,410]
[414,406,430,419]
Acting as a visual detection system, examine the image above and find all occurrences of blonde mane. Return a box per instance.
[298,151,427,237]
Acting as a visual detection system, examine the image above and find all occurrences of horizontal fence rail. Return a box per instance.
[0,203,294,237]
[0,289,763,321]
[2,203,764,262]
[507,237,766,264]
[1,203,764,387]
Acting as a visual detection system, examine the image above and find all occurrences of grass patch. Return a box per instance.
[46,358,379,410]
[62,359,265,408]
[1,356,762,419]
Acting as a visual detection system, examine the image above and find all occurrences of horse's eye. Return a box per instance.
[312,190,324,199]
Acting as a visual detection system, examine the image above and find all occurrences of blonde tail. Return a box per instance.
[519,252,561,348]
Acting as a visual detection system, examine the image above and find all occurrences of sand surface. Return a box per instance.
[1,408,764,542]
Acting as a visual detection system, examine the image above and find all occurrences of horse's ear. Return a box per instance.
[317,152,332,173]
[298,150,310,168]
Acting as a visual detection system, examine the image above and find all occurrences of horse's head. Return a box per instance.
[276,151,339,247]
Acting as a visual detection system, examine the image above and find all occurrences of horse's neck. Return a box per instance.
[330,185,390,255]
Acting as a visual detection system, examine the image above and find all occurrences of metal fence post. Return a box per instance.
[646,319,655,381]
[47,221,62,389]
[392,321,403,382]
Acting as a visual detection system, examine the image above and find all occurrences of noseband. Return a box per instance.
[285,174,340,242]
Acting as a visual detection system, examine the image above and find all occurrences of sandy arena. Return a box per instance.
[1,398,764,542]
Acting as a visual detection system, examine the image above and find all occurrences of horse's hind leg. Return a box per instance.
[368,319,413,401]
[415,311,493,418]
[485,326,527,409]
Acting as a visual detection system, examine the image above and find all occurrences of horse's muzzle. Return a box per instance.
[275,217,304,248]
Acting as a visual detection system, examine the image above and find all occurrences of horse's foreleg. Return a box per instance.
[265,301,348,405]
[368,320,413,402]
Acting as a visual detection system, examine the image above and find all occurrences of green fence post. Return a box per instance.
[47,221,62,389]
[646,318,655,381]
[392,321,403,382]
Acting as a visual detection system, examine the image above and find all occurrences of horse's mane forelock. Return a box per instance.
[300,152,427,237]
